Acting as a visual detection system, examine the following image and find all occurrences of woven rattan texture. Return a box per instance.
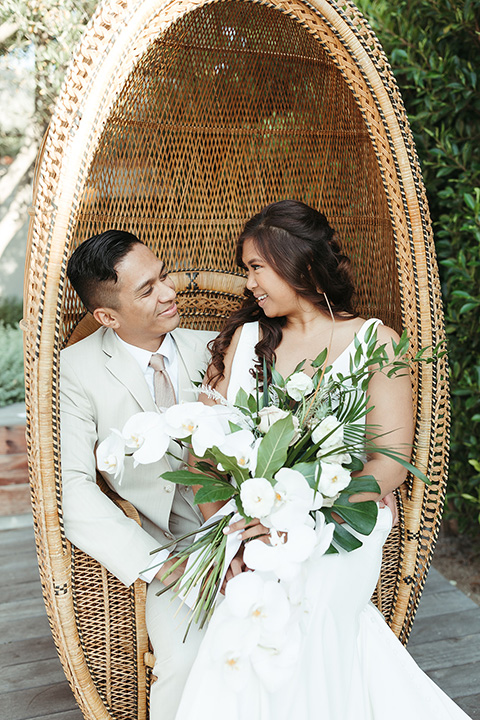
[23,1,449,719]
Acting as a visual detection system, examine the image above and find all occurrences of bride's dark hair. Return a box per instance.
[208,199,357,386]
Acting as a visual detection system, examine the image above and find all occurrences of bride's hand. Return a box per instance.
[223,516,271,543]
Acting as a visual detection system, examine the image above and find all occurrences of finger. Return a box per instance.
[223,518,248,534]
[239,525,270,542]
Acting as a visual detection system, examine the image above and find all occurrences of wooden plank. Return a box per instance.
[0,613,52,644]
[424,661,480,699]
[2,635,61,665]
[0,526,34,552]
[2,562,42,586]
[0,597,48,622]
[0,580,42,604]
[409,607,480,646]
[22,712,83,720]
[453,693,480,718]
[0,682,80,720]
[426,566,459,594]
[408,633,480,671]
[414,589,478,620]
[0,657,73,694]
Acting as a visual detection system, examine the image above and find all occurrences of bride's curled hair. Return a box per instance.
[209,199,357,385]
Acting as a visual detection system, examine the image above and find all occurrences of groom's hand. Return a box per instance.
[220,547,246,594]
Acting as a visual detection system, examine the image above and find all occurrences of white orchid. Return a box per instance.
[250,622,302,692]
[267,467,321,531]
[285,371,314,401]
[210,615,258,692]
[96,429,125,481]
[163,402,227,457]
[121,411,170,466]
[217,429,256,472]
[317,460,351,496]
[240,477,275,518]
[244,525,317,581]
[225,572,291,642]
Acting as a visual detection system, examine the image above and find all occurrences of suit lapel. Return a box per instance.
[172,330,202,403]
[102,328,157,412]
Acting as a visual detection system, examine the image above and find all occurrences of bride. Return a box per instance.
[174,200,470,720]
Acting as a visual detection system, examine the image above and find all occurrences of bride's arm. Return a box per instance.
[349,324,414,504]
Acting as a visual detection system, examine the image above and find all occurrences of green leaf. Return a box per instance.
[329,495,378,535]
[234,386,250,410]
[343,475,381,495]
[162,470,214,486]
[291,461,319,488]
[322,510,363,550]
[255,415,295,479]
[311,347,328,369]
[194,483,236,505]
[211,447,250,485]
[374,448,431,484]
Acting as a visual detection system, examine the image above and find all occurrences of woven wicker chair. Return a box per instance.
[23,1,449,719]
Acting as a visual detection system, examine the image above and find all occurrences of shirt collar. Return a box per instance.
[115,332,175,374]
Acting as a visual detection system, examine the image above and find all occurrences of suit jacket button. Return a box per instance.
[163,484,173,493]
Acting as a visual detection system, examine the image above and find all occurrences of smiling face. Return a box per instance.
[242,237,304,318]
[93,243,179,350]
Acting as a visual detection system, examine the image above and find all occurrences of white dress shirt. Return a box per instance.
[115,331,179,401]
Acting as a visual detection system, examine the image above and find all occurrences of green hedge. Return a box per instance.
[357,0,480,533]
[0,321,24,407]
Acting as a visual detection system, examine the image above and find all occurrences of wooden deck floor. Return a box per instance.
[1,517,479,720]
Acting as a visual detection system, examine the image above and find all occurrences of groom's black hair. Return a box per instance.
[67,229,142,312]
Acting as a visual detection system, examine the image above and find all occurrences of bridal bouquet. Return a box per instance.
[96,325,432,648]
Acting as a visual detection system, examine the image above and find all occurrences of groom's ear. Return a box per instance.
[93,307,120,329]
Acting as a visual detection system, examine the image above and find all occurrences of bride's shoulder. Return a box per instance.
[347,316,400,345]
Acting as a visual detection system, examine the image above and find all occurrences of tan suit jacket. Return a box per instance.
[60,326,216,586]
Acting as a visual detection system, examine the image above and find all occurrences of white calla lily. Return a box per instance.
[96,429,125,481]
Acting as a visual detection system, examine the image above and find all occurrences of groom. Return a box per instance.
[60,230,216,719]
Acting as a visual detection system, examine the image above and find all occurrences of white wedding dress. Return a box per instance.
[174,320,471,720]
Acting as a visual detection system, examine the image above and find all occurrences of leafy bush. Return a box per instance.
[0,321,25,406]
[0,296,23,328]
[357,0,480,534]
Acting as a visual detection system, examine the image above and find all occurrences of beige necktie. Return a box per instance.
[149,353,176,408]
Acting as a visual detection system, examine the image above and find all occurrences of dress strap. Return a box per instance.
[226,322,259,404]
